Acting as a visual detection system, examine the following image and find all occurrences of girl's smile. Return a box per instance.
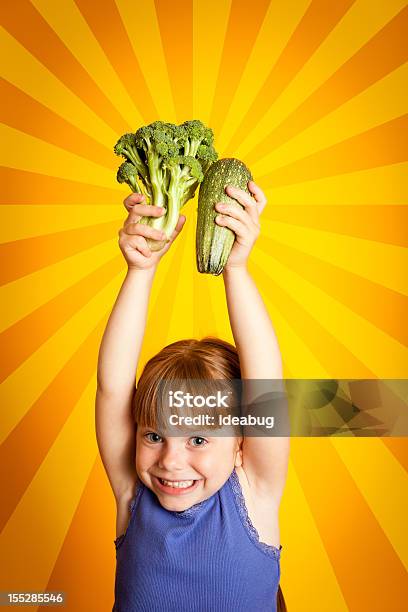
[153,476,202,496]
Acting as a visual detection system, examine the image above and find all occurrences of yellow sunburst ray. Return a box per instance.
[259,220,408,296]
[31,0,143,128]
[116,0,177,122]
[1,221,120,288]
[256,232,407,347]
[209,279,236,345]
[261,205,407,248]
[233,0,408,160]
[259,114,407,189]
[1,124,114,187]
[196,272,235,346]
[291,438,408,610]
[262,162,408,206]
[225,0,360,156]
[332,438,408,570]
[0,272,124,445]
[245,5,408,166]
[149,236,189,310]
[74,0,160,124]
[250,278,329,377]
[1,79,116,171]
[0,167,123,206]
[0,256,122,391]
[0,240,118,333]
[251,260,372,378]
[192,0,231,123]
[281,459,349,611]
[194,274,221,340]
[43,459,116,608]
[1,2,129,135]
[0,378,98,589]
[253,62,408,176]
[0,309,105,532]
[383,439,408,474]
[135,222,192,376]
[251,250,408,377]
[217,0,310,151]
[153,0,194,122]
[165,215,196,344]
[208,0,272,136]
[0,205,122,243]
[0,28,117,146]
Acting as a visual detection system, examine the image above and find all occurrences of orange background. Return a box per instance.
[0,1,407,610]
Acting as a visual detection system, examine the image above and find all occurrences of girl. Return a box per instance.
[96,182,289,611]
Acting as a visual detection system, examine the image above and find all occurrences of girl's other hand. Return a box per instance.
[215,181,266,271]
[118,193,186,270]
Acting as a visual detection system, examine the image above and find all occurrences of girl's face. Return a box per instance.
[136,427,242,511]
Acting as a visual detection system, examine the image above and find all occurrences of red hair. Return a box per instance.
[133,337,241,428]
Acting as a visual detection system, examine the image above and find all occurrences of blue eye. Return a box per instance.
[190,437,207,447]
[145,432,163,443]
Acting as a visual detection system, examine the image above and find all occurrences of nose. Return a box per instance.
[157,441,186,473]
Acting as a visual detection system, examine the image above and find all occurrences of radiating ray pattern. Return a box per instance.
[1,1,407,610]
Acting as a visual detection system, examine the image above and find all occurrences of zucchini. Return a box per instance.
[196,158,252,275]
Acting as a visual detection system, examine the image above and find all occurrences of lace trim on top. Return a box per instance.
[229,470,282,561]
[173,496,211,518]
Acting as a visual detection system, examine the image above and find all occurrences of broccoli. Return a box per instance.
[114,120,218,250]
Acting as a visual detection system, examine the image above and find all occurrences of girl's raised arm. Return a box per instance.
[217,182,289,505]
[96,194,185,510]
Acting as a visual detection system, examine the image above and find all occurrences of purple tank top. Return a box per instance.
[113,470,281,611]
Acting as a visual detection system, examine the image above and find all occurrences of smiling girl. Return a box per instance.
[96,182,289,611]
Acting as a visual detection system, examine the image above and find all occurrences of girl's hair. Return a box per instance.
[133,337,241,428]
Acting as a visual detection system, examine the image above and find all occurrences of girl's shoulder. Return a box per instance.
[232,466,281,551]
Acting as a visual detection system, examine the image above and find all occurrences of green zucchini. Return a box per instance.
[196,158,252,275]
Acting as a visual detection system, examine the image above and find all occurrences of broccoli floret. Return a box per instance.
[181,120,215,155]
[114,133,147,181]
[196,143,218,174]
[116,162,141,194]
[114,120,218,250]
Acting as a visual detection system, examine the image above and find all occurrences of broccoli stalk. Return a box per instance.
[114,120,217,250]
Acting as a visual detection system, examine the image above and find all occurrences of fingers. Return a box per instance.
[124,204,166,225]
[171,215,186,240]
[119,214,186,260]
[215,202,258,231]
[167,215,186,244]
[225,185,260,223]
[215,213,257,241]
[122,223,166,243]
[123,192,166,218]
[123,193,145,211]
[248,180,267,214]
[119,232,151,258]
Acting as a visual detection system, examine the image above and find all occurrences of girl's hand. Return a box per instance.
[118,193,186,270]
[215,181,267,271]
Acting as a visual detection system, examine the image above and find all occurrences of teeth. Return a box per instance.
[159,479,194,488]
